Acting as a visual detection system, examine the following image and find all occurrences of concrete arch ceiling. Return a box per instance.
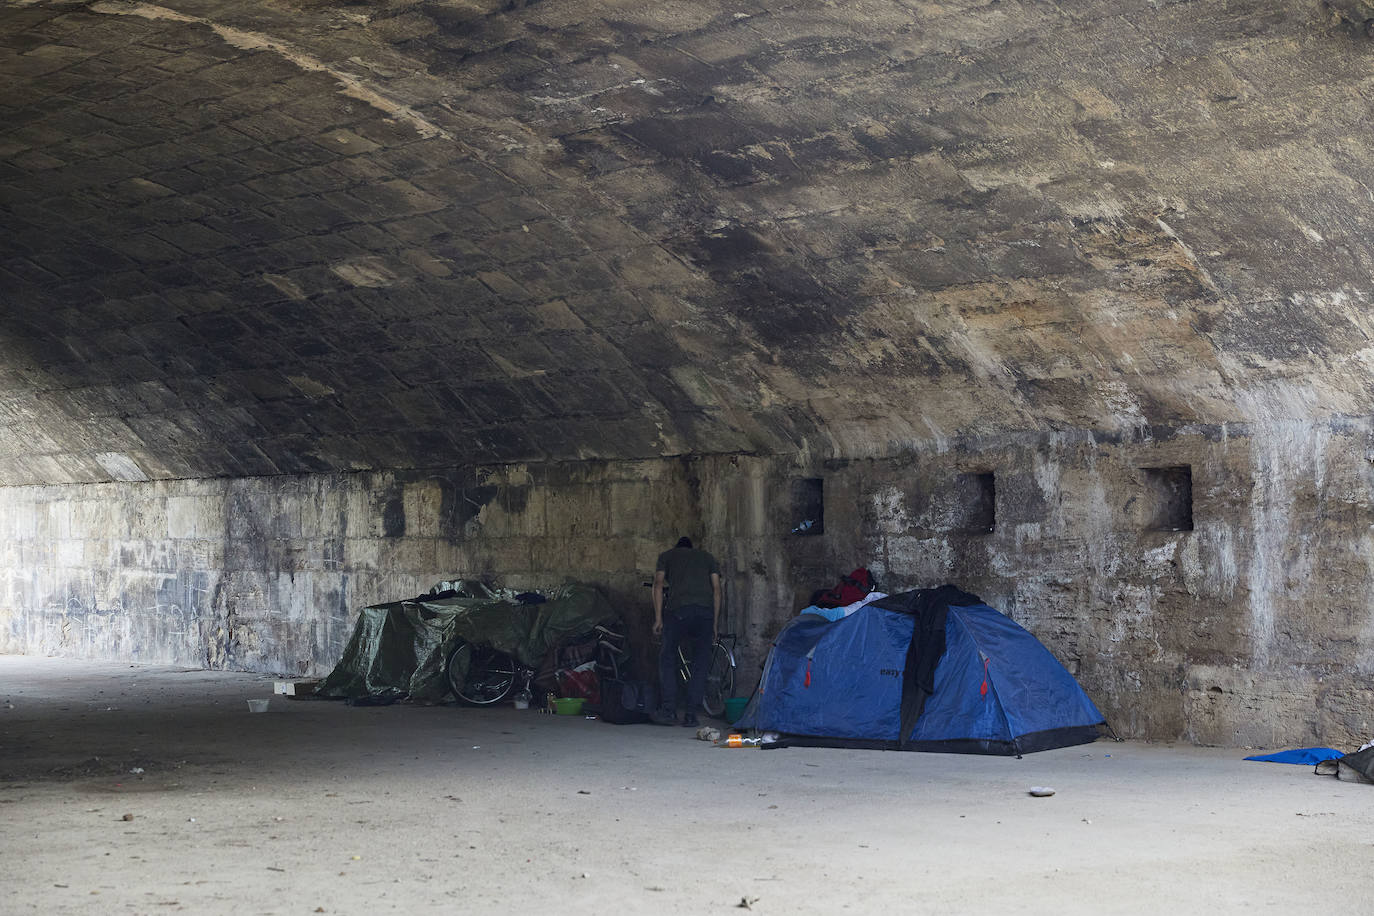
[1,0,1372,486]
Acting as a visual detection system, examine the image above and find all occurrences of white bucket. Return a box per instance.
[247,699,270,713]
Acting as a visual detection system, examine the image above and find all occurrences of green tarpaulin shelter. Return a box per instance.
[316,581,619,702]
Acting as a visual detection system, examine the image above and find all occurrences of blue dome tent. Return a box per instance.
[737,586,1106,755]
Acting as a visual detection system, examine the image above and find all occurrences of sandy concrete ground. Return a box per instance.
[1,655,1370,915]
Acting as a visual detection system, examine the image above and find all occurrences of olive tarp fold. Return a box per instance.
[315,581,618,702]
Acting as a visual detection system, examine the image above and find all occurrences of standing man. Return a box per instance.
[652,536,721,727]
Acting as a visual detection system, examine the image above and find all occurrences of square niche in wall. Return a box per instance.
[789,478,824,536]
[953,471,996,534]
[1142,465,1193,531]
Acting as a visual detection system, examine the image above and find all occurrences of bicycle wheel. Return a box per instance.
[446,639,518,706]
[701,643,734,717]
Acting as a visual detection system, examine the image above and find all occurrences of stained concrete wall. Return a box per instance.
[0,462,702,676]
[4,419,1374,747]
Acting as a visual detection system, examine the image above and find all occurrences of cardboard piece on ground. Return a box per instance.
[273,680,319,698]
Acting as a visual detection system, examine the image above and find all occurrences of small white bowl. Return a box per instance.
[247,699,270,713]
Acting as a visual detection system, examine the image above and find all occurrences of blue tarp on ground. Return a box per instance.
[737,594,1105,755]
[1243,748,1345,765]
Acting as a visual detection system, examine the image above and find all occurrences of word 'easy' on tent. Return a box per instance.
[737,585,1107,755]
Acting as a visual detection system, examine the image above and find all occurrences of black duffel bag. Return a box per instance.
[600,679,658,725]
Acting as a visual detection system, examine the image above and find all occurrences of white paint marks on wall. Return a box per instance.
[1097,380,1146,427]
[330,259,398,288]
[871,484,908,536]
[262,274,308,301]
[1032,449,1065,533]
[95,453,149,482]
[1142,540,1177,577]
[1356,530,1374,677]
[1182,524,1237,600]
[886,536,954,584]
[88,1,451,141]
[1242,417,1325,668]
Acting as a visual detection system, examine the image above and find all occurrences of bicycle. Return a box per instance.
[446,625,629,708]
[445,639,533,706]
[643,579,738,717]
[678,632,737,718]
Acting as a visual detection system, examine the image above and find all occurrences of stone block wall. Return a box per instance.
[4,418,1373,747]
[0,462,705,677]
[812,418,1374,748]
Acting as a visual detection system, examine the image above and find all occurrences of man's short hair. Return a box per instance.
[675,536,693,549]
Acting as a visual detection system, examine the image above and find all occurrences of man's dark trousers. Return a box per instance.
[659,604,713,715]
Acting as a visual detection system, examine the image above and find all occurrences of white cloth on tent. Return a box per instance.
[799,591,889,621]
[842,591,887,616]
